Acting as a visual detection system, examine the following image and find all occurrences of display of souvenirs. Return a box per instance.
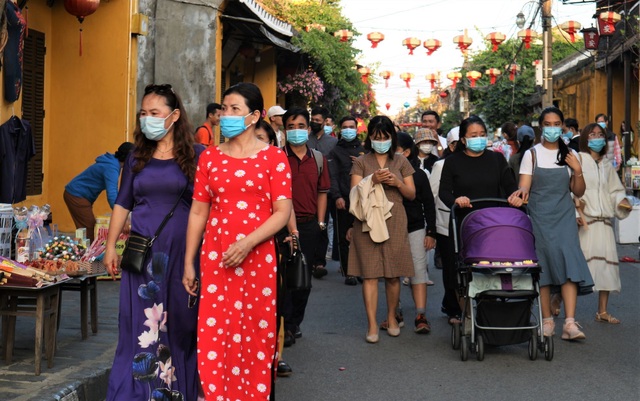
[42,236,86,261]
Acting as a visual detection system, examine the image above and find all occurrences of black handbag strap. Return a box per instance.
[149,185,187,246]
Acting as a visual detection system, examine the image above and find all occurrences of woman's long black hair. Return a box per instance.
[539,106,569,166]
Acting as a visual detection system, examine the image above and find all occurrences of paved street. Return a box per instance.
[0,244,638,401]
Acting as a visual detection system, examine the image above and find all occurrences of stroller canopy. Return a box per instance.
[461,207,537,263]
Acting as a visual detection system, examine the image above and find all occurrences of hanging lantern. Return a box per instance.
[380,70,393,88]
[423,39,442,55]
[305,23,326,32]
[581,27,600,50]
[402,37,421,55]
[506,63,521,81]
[334,29,353,42]
[559,20,581,43]
[439,91,448,98]
[367,32,385,48]
[453,34,473,55]
[517,29,538,49]
[403,102,410,109]
[447,72,462,89]
[466,71,482,88]
[598,11,621,36]
[400,72,414,88]
[64,0,100,56]
[358,67,371,84]
[485,32,506,52]
[485,68,501,85]
[426,73,438,90]
[385,103,391,111]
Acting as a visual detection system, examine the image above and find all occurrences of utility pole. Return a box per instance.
[541,0,553,107]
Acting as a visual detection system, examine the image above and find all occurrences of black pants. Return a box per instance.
[438,233,462,317]
[283,219,320,332]
[335,207,355,276]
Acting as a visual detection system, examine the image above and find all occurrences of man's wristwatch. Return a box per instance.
[318,222,327,231]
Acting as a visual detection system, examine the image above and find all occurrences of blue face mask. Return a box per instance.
[371,139,392,154]
[588,138,606,152]
[562,131,573,141]
[220,113,253,139]
[465,137,487,152]
[542,127,563,143]
[597,122,607,130]
[341,128,357,141]
[286,129,309,145]
[140,110,175,141]
[324,126,333,135]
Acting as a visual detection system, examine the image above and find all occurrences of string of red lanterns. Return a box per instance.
[402,37,421,55]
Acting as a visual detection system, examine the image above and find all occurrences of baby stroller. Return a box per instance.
[450,199,553,361]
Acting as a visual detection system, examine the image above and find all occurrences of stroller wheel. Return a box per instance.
[460,336,469,361]
[528,329,538,361]
[476,334,485,361]
[451,322,461,350]
[544,335,554,361]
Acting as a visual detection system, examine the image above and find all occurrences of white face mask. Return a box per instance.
[419,143,434,154]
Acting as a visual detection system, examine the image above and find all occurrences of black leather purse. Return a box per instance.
[120,186,186,274]
[285,235,311,291]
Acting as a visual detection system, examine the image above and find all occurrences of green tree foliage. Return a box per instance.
[262,0,369,118]
[465,34,583,127]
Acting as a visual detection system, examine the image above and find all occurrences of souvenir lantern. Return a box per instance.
[598,11,621,36]
[453,33,472,55]
[305,23,326,32]
[358,67,371,84]
[426,73,438,90]
[485,32,506,52]
[507,63,521,81]
[367,32,385,48]
[385,103,391,111]
[380,70,393,88]
[581,27,600,50]
[517,29,538,49]
[423,39,442,55]
[64,0,100,56]
[334,29,353,42]
[447,71,462,89]
[400,72,414,88]
[559,20,581,42]
[466,71,482,88]
[402,37,421,55]
[485,68,501,85]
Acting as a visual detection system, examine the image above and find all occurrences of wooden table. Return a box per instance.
[0,281,63,375]
[59,273,101,340]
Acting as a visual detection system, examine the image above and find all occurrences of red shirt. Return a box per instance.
[283,145,330,217]
[195,123,213,146]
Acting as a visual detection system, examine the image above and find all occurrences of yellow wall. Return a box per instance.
[5,1,137,233]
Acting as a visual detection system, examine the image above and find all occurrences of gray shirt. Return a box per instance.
[307,132,338,156]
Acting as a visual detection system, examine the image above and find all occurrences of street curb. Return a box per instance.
[34,367,111,401]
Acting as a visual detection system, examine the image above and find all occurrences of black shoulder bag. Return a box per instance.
[120,186,187,274]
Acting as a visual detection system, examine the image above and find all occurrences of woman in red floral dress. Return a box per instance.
[183,83,292,400]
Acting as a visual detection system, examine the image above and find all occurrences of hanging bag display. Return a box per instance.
[285,235,311,291]
[120,186,186,274]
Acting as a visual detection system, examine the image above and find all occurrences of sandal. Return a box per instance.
[595,312,620,324]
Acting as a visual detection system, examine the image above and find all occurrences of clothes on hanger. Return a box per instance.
[0,115,35,203]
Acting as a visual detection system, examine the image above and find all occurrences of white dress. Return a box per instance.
[577,152,630,292]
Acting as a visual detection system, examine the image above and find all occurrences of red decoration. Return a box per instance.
[426,73,438,90]
[485,68,501,85]
[367,32,385,48]
[485,32,506,52]
[380,70,393,88]
[334,29,353,42]
[400,72,414,88]
[385,103,391,111]
[598,12,621,36]
[581,27,600,50]
[453,34,472,55]
[517,29,538,49]
[64,0,100,56]
[447,72,462,89]
[358,67,371,84]
[439,91,448,98]
[507,63,521,81]
[559,21,581,43]
[466,71,482,88]
[402,38,421,55]
[423,39,442,55]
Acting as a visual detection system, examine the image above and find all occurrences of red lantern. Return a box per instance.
[64,0,100,56]
[334,29,353,42]
[439,91,448,98]
[426,73,438,90]
[506,63,521,81]
[423,39,442,55]
[485,32,506,52]
[598,11,621,36]
[485,68,501,85]
[447,72,462,89]
[367,32,385,48]
[559,21,581,43]
[453,34,473,55]
[380,70,393,88]
[581,27,600,50]
[358,67,371,84]
[305,23,326,32]
[402,38,421,55]
[400,72,414,88]
[518,29,538,49]
[385,103,391,111]
[466,71,482,88]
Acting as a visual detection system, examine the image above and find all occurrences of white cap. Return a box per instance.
[446,126,460,145]
[267,106,287,119]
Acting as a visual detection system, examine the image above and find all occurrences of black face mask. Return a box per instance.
[310,122,323,133]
